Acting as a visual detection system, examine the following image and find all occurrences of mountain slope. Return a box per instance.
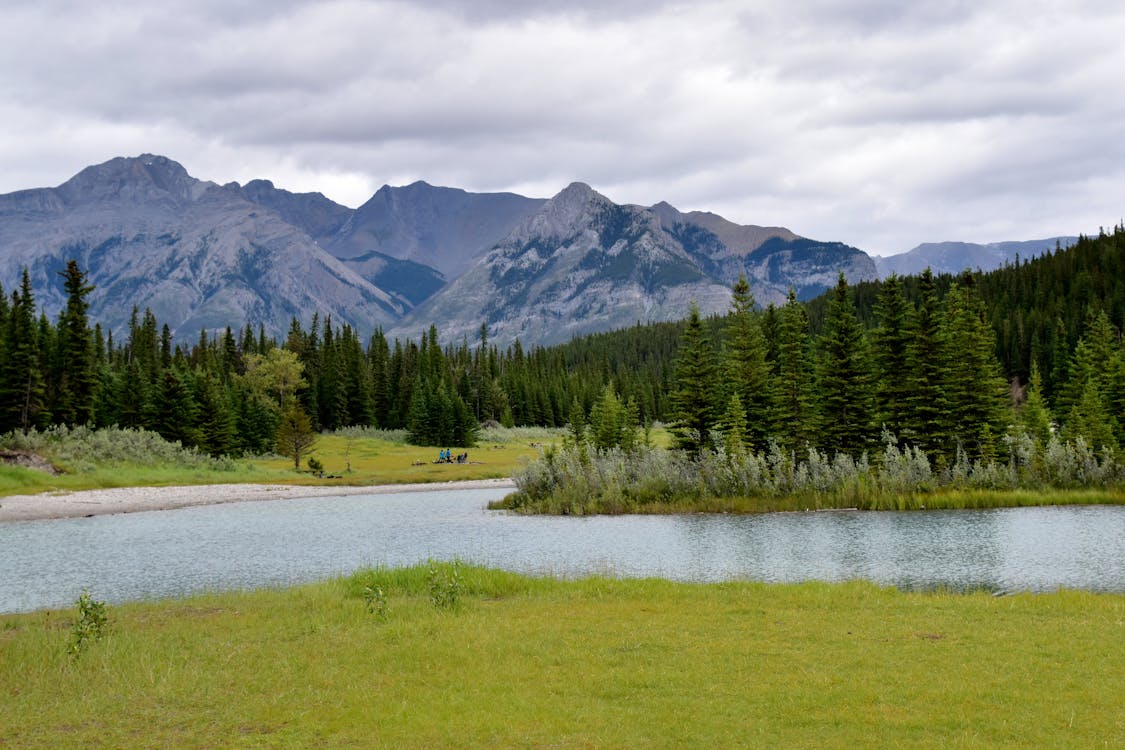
[0,155,405,340]
[875,237,1078,278]
[1,154,879,347]
[392,183,876,345]
[392,183,733,345]
[325,181,545,279]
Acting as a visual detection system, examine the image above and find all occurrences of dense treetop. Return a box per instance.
[0,223,1121,460]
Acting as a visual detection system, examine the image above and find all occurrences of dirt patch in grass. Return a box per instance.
[0,450,60,475]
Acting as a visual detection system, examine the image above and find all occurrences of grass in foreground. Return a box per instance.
[2,566,1122,748]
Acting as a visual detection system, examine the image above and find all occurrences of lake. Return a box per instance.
[1,487,1122,613]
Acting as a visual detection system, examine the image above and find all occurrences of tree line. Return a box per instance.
[1,225,1121,462]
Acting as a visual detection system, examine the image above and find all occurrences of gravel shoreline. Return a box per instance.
[0,478,516,523]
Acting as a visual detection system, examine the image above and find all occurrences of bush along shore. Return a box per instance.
[493,431,1125,515]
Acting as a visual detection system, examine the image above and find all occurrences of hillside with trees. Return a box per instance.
[1,225,1122,476]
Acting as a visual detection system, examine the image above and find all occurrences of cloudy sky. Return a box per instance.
[1,0,1122,255]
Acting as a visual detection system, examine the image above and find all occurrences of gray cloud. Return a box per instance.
[1,0,1122,255]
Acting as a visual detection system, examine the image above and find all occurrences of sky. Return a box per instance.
[1,0,1123,256]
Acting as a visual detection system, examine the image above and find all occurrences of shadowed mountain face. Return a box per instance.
[0,154,877,346]
[324,182,546,279]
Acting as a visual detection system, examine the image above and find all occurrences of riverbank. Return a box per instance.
[0,478,515,523]
[2,565,1121,748]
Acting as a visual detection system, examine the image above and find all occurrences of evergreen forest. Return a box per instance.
[1,225,1122,467]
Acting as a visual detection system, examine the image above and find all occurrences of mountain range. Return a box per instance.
[874,238,1078,279]
[0,153,1067,347]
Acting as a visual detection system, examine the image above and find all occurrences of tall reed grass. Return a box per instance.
[497,431,1124,514]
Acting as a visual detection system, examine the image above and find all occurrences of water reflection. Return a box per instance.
[0,490,1122,613]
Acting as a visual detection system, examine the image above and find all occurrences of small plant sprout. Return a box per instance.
[363,584,388,621]
[427,559,464,610]
[68,590,108,658]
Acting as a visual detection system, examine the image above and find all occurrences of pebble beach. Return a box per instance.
[0,478,516,523]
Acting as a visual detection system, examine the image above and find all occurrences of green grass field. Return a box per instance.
[0,427,562,498]
[2,566,1122,748]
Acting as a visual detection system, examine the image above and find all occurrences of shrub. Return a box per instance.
[427,560,464,610]
[0,425,237,473]
[498,431,1124,515]
[68,590,108,658]
[363,584,389,621]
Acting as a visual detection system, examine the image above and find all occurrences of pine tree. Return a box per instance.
[1109,348,1125,448]
[196,373,236,457]
[566,396,587,445]
[55,261,97,425]
[770,289,817,452]
[723,273,771,448]
[587,383,638,451]
[670,303,720,454]
[1017,363,1054,446]
[816,273,875,455]
[1064,378,1119,453]
[902,269,951,458]
[0,281,8,361]
[720,393,748,456]
[872,274,913,435]
[1059,310,1118,414]
[0,271,46,433]
[944,274,1008,458]
[275,402,318,470]
[151,368,202,447]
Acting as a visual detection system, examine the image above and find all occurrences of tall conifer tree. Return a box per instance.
[670,303,719,454]
[816,274,875,455]
[902,269,951,457]
[944,273,1008,457]
[872,274,912,436]
[56,261,97,425]
[723,274,771,448]
[0,271,45,433]
[770,289,816,451]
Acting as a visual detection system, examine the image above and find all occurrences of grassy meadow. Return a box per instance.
[0,426,563,498]
[2,565,1122,748]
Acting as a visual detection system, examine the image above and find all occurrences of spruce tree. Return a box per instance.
[0,271,45,433]
[1017,363,1054,446]
[770,289,817,452]
[55,261,97,425]
[587,383,638,451]
[720,393,748,456]
[944,274,1008,458]
[1059,310,1118,415]
[902,269,951,458]
[816,273,875,455]
[1064,378,1119,453]
[670,303,720,454]
[197,373,236,457]
[1109,349,1125,448]
[275,401,318,470]
[872,274,913,435]
[152,368,202,447]
[406,376,435,445]
[723,273,771,448]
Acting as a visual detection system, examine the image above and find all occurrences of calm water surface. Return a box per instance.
[1,488,1122,613]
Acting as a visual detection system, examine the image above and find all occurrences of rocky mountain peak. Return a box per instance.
[515,181,613,243]
[56,154,204,207]
[239,179,352,240]
[650,200,684,228]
